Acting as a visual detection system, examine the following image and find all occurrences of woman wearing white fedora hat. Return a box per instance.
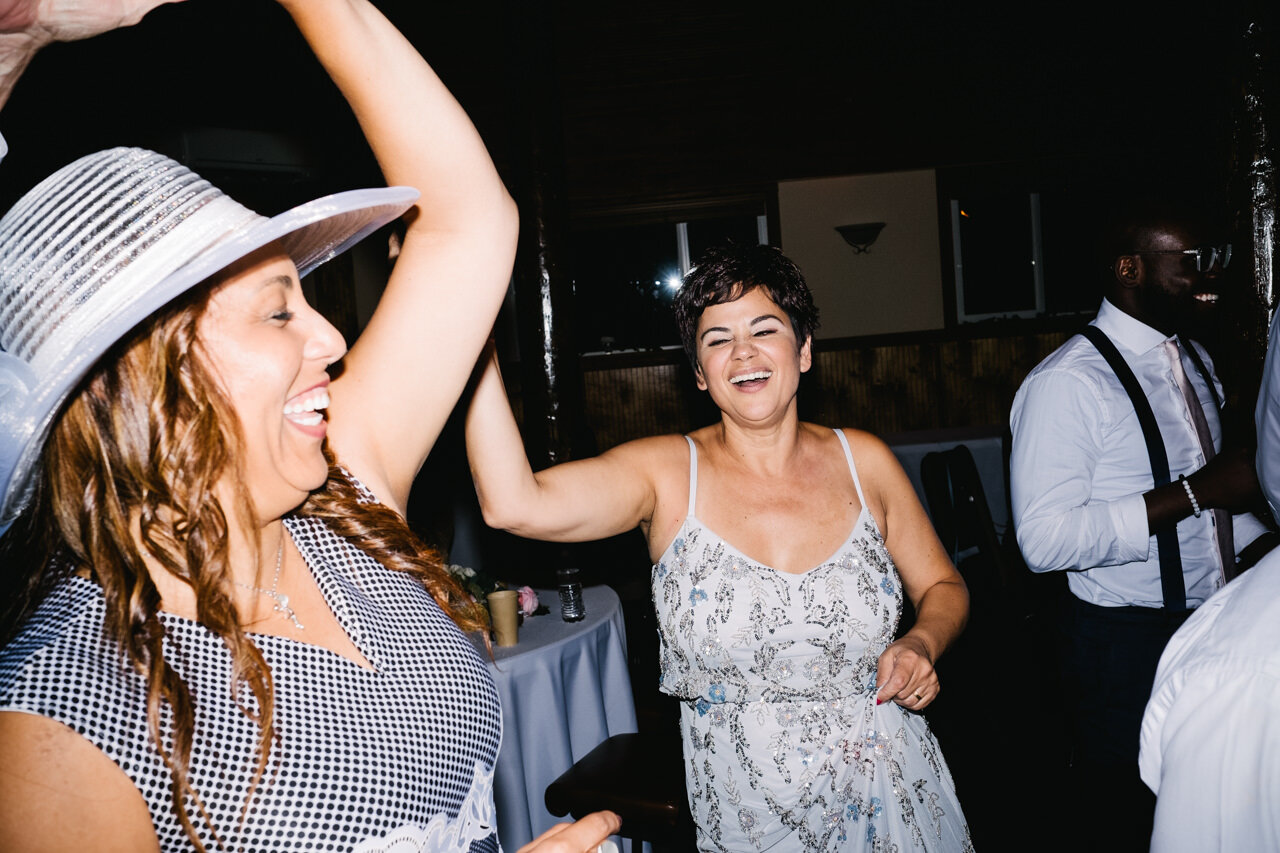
[0,1,617,852]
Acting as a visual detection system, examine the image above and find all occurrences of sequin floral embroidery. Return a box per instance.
[650,433,974,851]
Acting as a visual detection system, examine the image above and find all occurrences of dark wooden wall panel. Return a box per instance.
[582,363,695,452]
[568,329,1075,452]
[804,344,943,435]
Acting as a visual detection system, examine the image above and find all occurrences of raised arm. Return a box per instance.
[281,0,519,512]
[848,431,969,710]
[465,340,674,546]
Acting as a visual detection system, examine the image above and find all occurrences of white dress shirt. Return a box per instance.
[1009,298,1267,608]
[1138,549,1280,851]
[1255,309,1280,519]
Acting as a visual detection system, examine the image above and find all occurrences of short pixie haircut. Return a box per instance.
[673,243,820,368]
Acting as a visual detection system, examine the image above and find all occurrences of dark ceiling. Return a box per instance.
[1,0,1274,220]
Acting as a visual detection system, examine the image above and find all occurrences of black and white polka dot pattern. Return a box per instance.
[0,513,503,852]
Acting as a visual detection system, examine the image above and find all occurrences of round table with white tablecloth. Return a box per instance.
[469,584,638,851]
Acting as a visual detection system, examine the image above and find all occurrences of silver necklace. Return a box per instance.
[236,537,305,630]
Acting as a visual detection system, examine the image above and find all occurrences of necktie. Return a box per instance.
[1164,338,1236,582]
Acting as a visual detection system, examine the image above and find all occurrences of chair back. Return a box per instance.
[920,444,1028,642]
[920,445,1005,577]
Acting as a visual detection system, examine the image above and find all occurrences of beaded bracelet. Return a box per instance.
[1179,474,1202,518]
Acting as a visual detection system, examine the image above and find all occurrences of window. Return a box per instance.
[950,193,1044,323]
[940,163,1110,325]
[570,212,768,354]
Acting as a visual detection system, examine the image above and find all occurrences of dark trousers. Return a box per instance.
[1057,597,1192,851]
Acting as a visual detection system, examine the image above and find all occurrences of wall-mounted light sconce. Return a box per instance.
[835,222,886,254]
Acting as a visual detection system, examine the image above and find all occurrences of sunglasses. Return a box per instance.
[1132,243,1232,272]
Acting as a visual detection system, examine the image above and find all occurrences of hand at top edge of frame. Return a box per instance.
[0,0,186,112]
[0,0,184,46]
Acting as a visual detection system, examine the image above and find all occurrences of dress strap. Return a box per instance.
[832,428,867,507]
[684,435,698,518]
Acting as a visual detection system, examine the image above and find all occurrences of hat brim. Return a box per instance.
[0,185,419,530]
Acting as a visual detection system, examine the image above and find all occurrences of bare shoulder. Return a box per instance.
[0,711,159,852]
[837,427,901,473]
[610,433,697,555]
[833,427,916,518]
[603,433,693,475]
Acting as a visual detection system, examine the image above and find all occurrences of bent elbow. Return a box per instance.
[493,193,520,254]
[475,491,555,541]
[1015,523,1077,574]
[476,500,519,534]
[472,486,524,534]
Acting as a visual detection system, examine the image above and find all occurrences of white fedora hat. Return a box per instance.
[0,147,418,532]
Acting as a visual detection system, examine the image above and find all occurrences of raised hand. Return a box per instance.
[0,0,182,44]
[0,0,184,110]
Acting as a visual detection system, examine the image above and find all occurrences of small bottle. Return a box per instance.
[556,567,586,622]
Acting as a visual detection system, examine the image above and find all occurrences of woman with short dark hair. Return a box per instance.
[466,242,973,851]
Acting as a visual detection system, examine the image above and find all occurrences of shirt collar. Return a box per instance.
[1093,298,1171,356]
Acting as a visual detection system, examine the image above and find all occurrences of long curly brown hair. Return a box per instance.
[0,285,487,851]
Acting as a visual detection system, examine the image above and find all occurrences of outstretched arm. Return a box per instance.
[465,340,669,544]
[0,0,183,109]
[282,0,519,513]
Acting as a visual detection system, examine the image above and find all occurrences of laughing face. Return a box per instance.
[694,286,812,425]
[1133,223,1226,335]
[196,243,347,520]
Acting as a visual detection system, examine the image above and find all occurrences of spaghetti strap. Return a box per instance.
[833,428,867,507]
[684,435,698,518]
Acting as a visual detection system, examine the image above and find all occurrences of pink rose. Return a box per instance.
[517,585,540,617]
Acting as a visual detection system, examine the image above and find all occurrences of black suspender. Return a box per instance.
[1079,325,1189,612]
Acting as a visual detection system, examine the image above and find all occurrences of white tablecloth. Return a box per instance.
[470,584,638,851]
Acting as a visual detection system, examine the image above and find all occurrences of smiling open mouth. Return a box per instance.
[1193,292,1219,304]
[285,388,330,425]
[730,370,772,385]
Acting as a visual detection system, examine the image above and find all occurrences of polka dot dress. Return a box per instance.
[0,513,503,852]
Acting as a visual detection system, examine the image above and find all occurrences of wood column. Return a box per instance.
[1237,11,1278,323]
[505,0,586,471]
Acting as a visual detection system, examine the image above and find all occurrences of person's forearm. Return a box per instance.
[278,0,513,235]
[464,344,544,532]
[463,343,653,542]
[1144,478,1198,532]
[288,0,516,498]
[902,579,968,663]
[1015,491,1150,573]
[1145,448,1265,533]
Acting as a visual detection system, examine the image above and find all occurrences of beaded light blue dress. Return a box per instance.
[652,430,973,851]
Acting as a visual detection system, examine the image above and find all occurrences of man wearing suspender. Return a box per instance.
[1009,198,1271,850]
